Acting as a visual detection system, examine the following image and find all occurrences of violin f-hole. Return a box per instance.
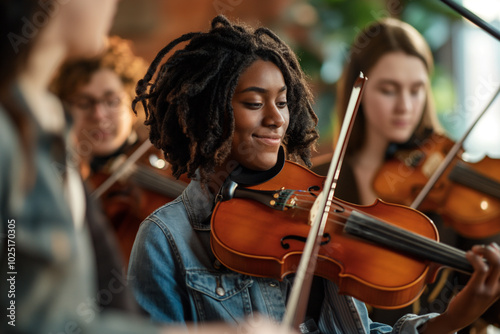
[308,185,320,197]
[280,233,331,250]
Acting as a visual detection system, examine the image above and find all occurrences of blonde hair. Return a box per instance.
[336,18,441,155]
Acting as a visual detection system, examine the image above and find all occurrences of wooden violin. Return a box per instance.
[373,132,500,239]
[86,138,188,264]
[210,159,476,309]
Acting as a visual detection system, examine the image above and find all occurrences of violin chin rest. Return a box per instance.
[229,146,285,186]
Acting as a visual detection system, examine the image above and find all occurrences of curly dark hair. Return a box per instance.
[133,15,319,183]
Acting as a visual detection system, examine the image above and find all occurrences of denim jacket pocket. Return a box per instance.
[186,270,254,322]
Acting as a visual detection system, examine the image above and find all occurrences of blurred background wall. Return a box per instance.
[110,0,500,161]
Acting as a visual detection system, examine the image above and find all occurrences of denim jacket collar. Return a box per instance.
[181,178,216,231]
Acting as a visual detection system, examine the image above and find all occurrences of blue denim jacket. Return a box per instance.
[128,179,439,333]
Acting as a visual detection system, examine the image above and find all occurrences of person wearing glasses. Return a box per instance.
[53,36,146,175]
[52,36,187,266]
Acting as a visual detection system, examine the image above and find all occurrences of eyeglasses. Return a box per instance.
[68,94,126,116]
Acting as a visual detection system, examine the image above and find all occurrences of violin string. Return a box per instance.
[451,162,500,199]
[248,187,469,262]
[270,189,468,260]
[291,202,469,265]
[132,165,187,198]
[343,211,472,272]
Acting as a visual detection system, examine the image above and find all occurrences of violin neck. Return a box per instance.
[449,161,500,200]
[344,211,473,274]
[131,165,186,199]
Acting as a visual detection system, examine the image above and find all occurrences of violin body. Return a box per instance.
[442,156,500,238]
[211,160,447,309]
[373,132,500,238]
[373,133,455,212]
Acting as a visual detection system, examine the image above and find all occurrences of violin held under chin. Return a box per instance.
[373,132,500,239]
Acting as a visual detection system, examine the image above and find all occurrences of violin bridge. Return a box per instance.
[270,189,297,210]
[282,190,299,210]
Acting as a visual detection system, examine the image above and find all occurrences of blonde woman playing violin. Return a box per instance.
[313,18,500,333]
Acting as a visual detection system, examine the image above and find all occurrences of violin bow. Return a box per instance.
[90,139,153,199]
[281,73,367,330]
[440,0,500,41]
[411,1,500,209]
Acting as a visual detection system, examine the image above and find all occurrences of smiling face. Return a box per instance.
[69,68,134,157]
[229,60,289,171]
[362,51,428,145]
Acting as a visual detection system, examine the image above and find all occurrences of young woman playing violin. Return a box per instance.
[52,36,187,266]
[129,15,500,333]
[312,18,500,333]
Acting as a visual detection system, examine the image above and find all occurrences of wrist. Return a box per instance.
[417,321,427,333]
[420,313,456,334]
